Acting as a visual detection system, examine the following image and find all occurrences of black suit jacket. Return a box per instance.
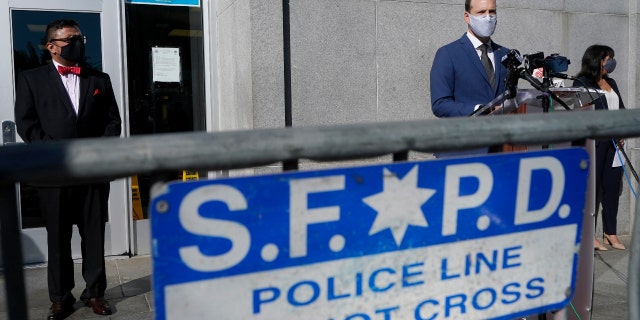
[14,62,121,142]
[572,76,625,111]
[573,76,625,145]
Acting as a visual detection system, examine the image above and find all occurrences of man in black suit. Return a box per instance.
[14,19,121,320]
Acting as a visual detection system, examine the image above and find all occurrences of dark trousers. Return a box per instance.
[38,183,110,303]
[595,140,623,235]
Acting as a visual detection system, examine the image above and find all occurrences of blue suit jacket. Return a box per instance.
[430,34,509,117]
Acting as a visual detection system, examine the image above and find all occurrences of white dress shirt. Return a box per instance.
[466,32,495,69]
[53,61,80,115]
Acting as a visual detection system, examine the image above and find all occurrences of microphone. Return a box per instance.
[501,49,523,68]
[519,69,545,92]
[549,73,577,80]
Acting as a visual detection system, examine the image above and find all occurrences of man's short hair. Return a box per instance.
[45,19,80,43]
[465,0,471,12]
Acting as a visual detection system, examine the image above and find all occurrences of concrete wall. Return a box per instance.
[211,0,639,234]
[209,0,254,132]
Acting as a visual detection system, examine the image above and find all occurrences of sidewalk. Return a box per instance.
[0,235,631,319]
[591,234,630,320]
[0,255,153,320]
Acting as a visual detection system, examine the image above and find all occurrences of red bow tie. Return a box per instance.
[58,65,81,75]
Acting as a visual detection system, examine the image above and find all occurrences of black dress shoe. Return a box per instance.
[84,297,112,315]
[47,299,74,320]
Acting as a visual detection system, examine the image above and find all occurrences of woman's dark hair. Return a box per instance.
[45,19,80,43]
[576,44,615,85]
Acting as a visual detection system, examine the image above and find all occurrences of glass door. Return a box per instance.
[124,2,206,254]
[2,0,127,264]
[125,3,206,219]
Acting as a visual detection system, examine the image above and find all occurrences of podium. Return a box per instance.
[472,87,604,151]
[473,86,603,320]
[472,87,604,117]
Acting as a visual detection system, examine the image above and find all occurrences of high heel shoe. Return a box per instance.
[594,239,608,251]
[604,234,626,250]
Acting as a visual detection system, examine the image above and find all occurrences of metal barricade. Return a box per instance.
[1,110,640,319]
[1,120,28,320]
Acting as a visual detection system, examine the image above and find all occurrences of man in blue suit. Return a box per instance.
[430,0,508,118]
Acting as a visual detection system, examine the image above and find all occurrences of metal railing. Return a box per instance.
[2,109,640,319]
[0,120,25,319]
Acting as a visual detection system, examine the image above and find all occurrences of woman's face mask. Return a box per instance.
[603,58,617,74]
[468,13,497,38]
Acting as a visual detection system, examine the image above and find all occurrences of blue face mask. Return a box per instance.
[604,58,617,73]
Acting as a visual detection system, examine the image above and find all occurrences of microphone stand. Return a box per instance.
[614,140,640,183]
[504,65,520,100]
[518,68,571,111]
[541,68,553,113]
[516,68,572,149]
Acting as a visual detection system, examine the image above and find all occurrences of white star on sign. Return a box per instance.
[363,166,435,246]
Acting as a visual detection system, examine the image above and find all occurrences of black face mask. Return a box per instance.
[60,37,85,63]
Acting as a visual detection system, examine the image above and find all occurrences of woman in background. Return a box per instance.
[573,44,626,251]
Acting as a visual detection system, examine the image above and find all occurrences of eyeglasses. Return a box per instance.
[49,35,87,45]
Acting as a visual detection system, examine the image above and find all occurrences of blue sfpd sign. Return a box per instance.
[151,148,589,320]
[126,0,200,7]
